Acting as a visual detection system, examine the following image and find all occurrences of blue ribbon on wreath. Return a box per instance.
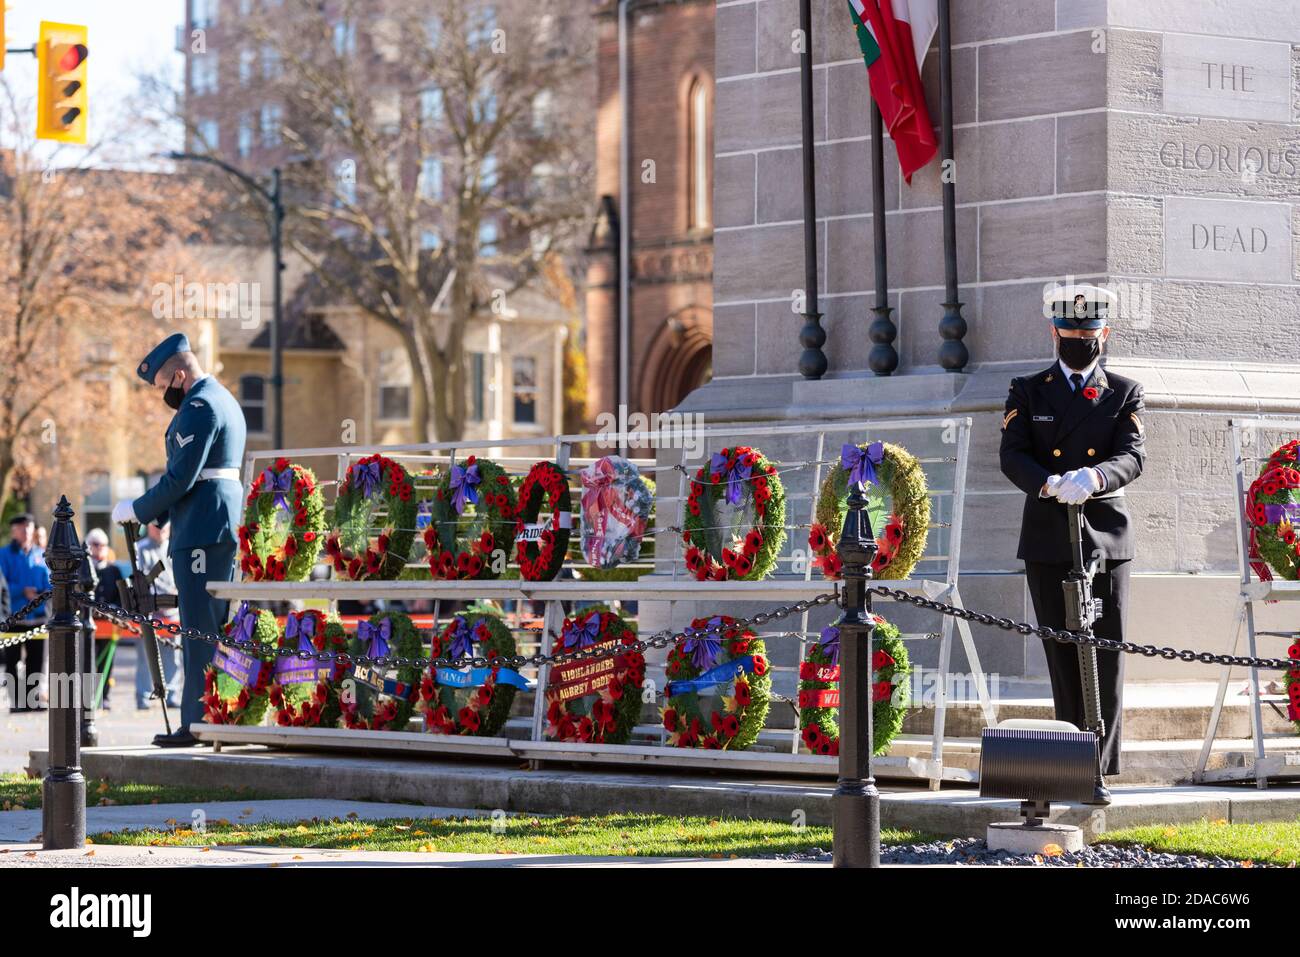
[434,666,532,691]
[561,614,602,650]
[816,624,840,667]
[665,656,755,697]
[841,441,884,488]
[682,615,725,670]
[285,613,318,655]
[709,451,752,506]
[449,462,481,515]
[260,467,294,513]
[357,618,392,660]
[445,616,476,660]
[352,461,383,499]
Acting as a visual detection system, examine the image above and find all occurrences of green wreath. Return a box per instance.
[798,615,910,756]
[201,603,279,726]
[341,611,423,731]
[267,610,350,728]
[662,615,769,750]
[324,453,418,580]
[1246,439,1300,581]
[425,455,518,580]
[418,608,522,737]
[237,458,327,581]
[809,441,929,581]
[683,445,786,581]
[543,606,644,745]
[514,461,572,581]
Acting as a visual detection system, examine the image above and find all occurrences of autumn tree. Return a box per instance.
[0,79,212,504]
[211,0,594,442]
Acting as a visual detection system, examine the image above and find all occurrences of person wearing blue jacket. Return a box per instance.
[0,513,49,711]
[111,333,246,747]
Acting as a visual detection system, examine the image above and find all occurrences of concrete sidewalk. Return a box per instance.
[0,842,821,868]
[26,744,1300,838]
[0,798,499,844]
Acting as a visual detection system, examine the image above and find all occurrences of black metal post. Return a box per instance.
[832,480,880,868]
[42,496,85,850]
[797,0,827,380]
[77,551,99,748]
[935,0,968,372]
[270,166,285,450]
[868,100,898,376]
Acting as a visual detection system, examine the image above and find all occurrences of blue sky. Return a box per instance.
[5,0,183,162]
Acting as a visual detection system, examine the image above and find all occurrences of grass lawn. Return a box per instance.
[1102,819,1300,866]
[0,772,271,811]
[89,812,933,859]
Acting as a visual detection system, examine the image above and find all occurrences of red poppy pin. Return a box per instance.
[1082,386,1100,400]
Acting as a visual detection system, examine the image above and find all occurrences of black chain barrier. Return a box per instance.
[0,590,54,649]
[72,583,1299,673]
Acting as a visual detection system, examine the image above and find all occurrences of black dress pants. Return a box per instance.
[1024,559,1129,776]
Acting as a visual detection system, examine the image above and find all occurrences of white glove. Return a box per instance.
[1056,468,1102,505]
[1039,474,1064,499]
[111,499,138,525]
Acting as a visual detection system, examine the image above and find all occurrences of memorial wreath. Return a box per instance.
[808,441,929,581]
[1246,439,1300,582]
[418,608,525,737]
[798,615,910,757]
[202,602,279,726]
[237,458,327,582]
[1288,637,1300,733]
[683,445,786,581]
[578,456,654,578]
[514,460,572,581]
[267,610,350,728]
[544,606,644,744]
[324,454,419,580]
[424,455,517,580]
[662,615,769,750]
[340,611,423,731]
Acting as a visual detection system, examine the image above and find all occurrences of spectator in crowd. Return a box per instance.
[85,528,126,709]
[0,513,51,711]
[133,523,181,710]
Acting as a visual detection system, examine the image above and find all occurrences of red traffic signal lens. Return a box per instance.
[57,43,87,72]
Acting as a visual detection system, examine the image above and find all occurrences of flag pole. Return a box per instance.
[868,99,897,376]
[936,0,968,371]
[797,0,828,380]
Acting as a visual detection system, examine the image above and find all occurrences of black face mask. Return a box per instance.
[1057,335,1101,371]
[163,373,185,411]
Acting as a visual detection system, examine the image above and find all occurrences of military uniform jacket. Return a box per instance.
[999,362,1146,563]
[132,376,247,554]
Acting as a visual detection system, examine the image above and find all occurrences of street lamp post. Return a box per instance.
[166,152,285,449]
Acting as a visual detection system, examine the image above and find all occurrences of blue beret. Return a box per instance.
[137,333,190,384]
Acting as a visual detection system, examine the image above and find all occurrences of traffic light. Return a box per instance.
[36,21,88,144]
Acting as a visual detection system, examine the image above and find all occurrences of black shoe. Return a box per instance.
[1084,781,1112,806]
[152,730,201,748]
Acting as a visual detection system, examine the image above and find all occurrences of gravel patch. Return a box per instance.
[778,838,1262,867]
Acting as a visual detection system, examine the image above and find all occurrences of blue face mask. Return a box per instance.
[1058,335,1100,371]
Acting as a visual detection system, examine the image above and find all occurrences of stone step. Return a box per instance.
[901,695,1294,741]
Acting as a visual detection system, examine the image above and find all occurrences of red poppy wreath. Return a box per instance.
[682,445,786,581]
[1246,439,1300,582]
[543,607,644,745]
[418,610,525,737]
[514,460,572,581]
[425,456,518,580]
[238,458,327,581]
[267,610,351,728]
[324,454,419,580]
[661,615,769,750]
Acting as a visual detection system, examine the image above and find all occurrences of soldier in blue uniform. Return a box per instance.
[112,333,247,747]
[999,284,1146,804]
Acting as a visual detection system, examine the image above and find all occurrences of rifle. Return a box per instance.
[116,521,177,735]
[1063,503,1105,790]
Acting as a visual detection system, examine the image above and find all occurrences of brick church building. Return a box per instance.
[585,0,715,423]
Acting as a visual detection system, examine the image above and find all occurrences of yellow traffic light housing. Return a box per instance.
[37,21,89,144]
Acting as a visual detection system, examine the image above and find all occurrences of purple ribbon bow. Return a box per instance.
[816,625,840,667]
[682,616,724,670]
[286,613,318,654]
[230,602,257,644]
[449,462,481,515]
[352,461,383,500]
[562,615,602,651]
[841,441,884,488]
[1263,503,1300,525]
[357,618,392,659]
[710,452,753,506]
[447,617,476,659]
[260,467,294,513]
